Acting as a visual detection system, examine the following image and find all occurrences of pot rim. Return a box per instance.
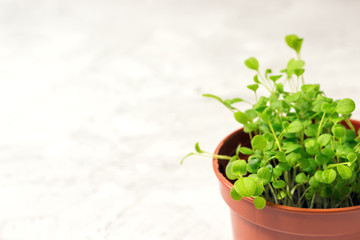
[213,119,360,214]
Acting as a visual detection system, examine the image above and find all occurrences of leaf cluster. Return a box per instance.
[183,35,360,210]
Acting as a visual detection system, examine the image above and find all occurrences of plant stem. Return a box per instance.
[212,154,233,160]
[257,71,273,93]
[297,187,310,207]
[345,117,355,132]
[310,194,316,209]
[269,184,279,205]
[317,112,326,138]
[267,120,282,151]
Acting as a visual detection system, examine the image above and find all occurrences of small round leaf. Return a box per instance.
[317,134,331,147]
[257,167,271,180]
[295,173,307,184]
[244,57,259,71]
[234,111,249,124]
[337,165,352,179]
[253,196,266,210]
[322,169,337,184]
[336,98,356,115]
[251,135,267,150]
[231,160,247,176]
[286,120,303,133]
[230,187,243,201]
[247,84,259,92]
[234,177,257,197]
[239,147,254,155]
[272,180,285,189]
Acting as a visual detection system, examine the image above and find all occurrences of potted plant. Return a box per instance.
[182,35,360,240]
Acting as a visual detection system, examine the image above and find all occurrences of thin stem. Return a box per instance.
[345,117,355,132]
[297,187,310,207]
[267,120,282,151]
[257,71,273,93]
[317,112,326,138]
[269,184,279,205]
[310,194,316,209]
[327,162,351,168]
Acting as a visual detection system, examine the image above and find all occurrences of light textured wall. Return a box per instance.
[0,0,359,239]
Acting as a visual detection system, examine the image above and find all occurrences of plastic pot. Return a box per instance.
[212,119,360,240]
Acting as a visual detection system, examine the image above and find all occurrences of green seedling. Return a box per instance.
[182,35,360,209]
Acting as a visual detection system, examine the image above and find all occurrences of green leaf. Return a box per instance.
[272,167,283,178]
[322,169,337,184]
[251,135,267,150]
[231,160,247,176]
[321,148,336,158]
[286,59,305,77]
[309,176,320,188]
[203,93,234,110]
[229,155,239,163]
[277,190,287,200]
[304,124,318,137]
[195,142,204,153]
[282,142,301,153]
[286,152,301,166]
[257,167,271,180]
[298,158,310,170]
[332,125,346,139]
[260,107,271,122]
[275,151,286,162]
[234,111,249,124]
[245,109,258,121]
[305,138,319,155]
[236,144,241,156]
[247,84,259,92]
[239,147,254,155]
[253,196,266,210]
[303,158,317,173]
[295,173,307,184]
[225,98,244,106]
[285,92,301,102]
[276,83,284,93]
[285,34,303,53]
[253,182,264,195]
[269,75,282,82]
[315,154,328,166]
[294,68,305,77]
[226,162,239,180]
[265,68,272,78]
[321,186,332,198]
[234,177,257,197]
[337,165,352,179]
[230,187,243,201]
[248,156,261,171]
[321,102,336,114]
[336,98,356,115]
[244,57,259,71]
[347,153,357,162]
[272,180,286,189]
[202,93,222,102]
[301,84,319,93]
[315,170,324,182]
[277,162,291,171]
[317,134,331,147]
[254,75,260,83]
[286,120,303,133]
[344,129,356,142]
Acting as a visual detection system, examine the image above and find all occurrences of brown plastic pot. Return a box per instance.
[213,119,360,240]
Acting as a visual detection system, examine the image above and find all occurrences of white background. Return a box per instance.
[0,0,360,239]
